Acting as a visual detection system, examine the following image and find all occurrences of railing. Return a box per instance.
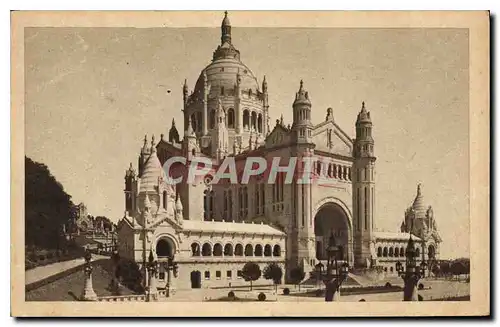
[97,294,146,302]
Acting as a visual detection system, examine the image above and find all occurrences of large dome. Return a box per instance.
[193,58,260,99]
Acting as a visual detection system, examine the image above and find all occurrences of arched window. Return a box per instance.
[243,110,250,129]
[251,111,257,130]
[401,247,405,257]
[257,114,263,133]
[264,244,272,257]
[213,243,223,256]
[204,190,214,221]
[209,110,215,129]
[202,243,212,256]
[377,247,382,257]
[234,244,243,256]
[191,243,200,256]
[383,247,388,257]
[191,113,196,131]
[390,266,394,272]
[221,86,224,96]
[416,248,420,257]
[428,245,436,259]
[224,244,233,256]
[163,191,167,209]
[227,108,235,128]
[273,245,281,257]
[254,244,263,256]
[245,244,253,256]
[395,247,399,257]
[389,247,394,257]
[333,164,337,178]
[316,161,322,175]
[328,164,333,177]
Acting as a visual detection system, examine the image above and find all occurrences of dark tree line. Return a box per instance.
[25,156,75,251]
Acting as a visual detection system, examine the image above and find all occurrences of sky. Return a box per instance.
[24,24,469,259]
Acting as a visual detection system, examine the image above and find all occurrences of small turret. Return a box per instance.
[262,75,268,94]
[183,79,188,106]
[150,134,156,153]
[169,118,180,144]
[293,80,311,107]
[354,101,374,158]
[291,80,313,144]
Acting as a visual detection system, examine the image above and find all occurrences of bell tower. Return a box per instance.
[352,102,376,268]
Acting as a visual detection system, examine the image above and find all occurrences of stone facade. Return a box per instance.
[116,12,441,290]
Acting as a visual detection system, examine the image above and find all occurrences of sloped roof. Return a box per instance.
[139,150,167,194]
[373,231,422,241]
[182,220,285,236]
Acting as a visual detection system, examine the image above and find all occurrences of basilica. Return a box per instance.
[116,12,441,290]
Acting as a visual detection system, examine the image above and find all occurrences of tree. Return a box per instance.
[290,266,306,291]
[431,263,441,278]
[450,261,466,280]
[25,156,74,251]
[242,262,261,291]
[263,263,283,292]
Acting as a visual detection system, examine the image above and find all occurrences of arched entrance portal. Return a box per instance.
[156,238,174,258]
[428,244,436,260]
[190,270,201,288]
[314,202,352,265]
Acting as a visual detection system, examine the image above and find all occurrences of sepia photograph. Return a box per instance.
[11,10,489,317]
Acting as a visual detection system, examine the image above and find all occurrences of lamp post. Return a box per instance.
[315,262,324,290]
[399,235,427,301]
[323,231,349,302]
[80,248,97,301]
[146,250,158,302]
[164,256,179,297]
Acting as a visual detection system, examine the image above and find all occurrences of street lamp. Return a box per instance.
[396,260,404,276]
[420,259,428,278]
[323,231,349,302]
[400,235,423,301]
[315,262,324,290]
[146,249,158,302]
[164,256,179,297]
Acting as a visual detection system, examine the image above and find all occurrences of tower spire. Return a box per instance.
[221,11,232,44]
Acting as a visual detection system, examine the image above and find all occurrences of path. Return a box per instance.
[25,255,109,285]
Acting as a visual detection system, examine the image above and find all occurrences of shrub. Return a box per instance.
[283,288,290,295]
[384,282,392,288]
[418,283,424,290]
[258,292,266,301]
[359,299,366,302]
[315,289,323,297]
[418,294,424,301]
[116,258,144,293]
[38,254,45,261]
[228,291,235,299]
